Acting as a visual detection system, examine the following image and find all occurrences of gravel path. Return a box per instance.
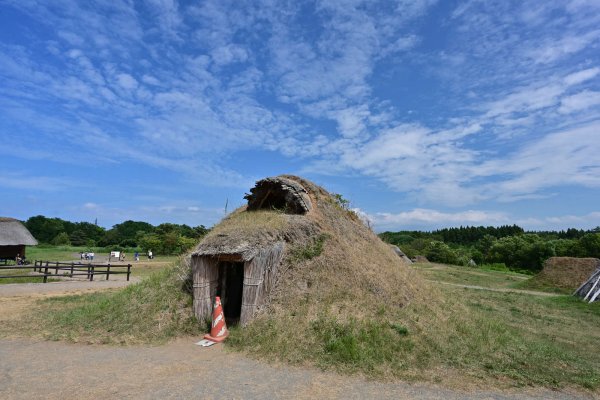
[0,338,595,400]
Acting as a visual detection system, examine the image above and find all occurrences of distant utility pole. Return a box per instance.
[94,218,98,226]
[224,198,228,215]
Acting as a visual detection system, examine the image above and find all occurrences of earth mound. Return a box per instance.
[527,257,600,292]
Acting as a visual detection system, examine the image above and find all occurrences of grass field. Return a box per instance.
[0,246,178,284]
[402,263,599,388]
[413,262,531,289]
[26,245,177,264]
[2,259,599,391]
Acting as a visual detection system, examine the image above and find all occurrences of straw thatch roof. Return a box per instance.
[193,176,319,261]
[0,217,38,246]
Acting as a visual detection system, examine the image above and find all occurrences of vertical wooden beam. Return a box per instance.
[192,256,219,322]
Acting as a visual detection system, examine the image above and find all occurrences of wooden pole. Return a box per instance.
[126,264,131,281]
[106,264,110,280]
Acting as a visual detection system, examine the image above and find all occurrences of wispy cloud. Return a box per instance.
[1,0,599,229]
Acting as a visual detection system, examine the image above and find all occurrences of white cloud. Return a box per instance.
[211,44,248,66]
[116,73,138,90]
[559,90,600,114]
[368,208,508,230]
[563,67,600,86]
[528,30,600,64]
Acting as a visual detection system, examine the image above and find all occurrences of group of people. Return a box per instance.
[133,250,153,261]
[107,250,153,262]
[79,252,95,261]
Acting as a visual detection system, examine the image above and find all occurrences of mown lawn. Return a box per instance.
[412,262,531,288]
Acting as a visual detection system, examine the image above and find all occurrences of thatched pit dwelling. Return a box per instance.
[191,177,318,325]
[0,217,38,260]
[191,175,416,327]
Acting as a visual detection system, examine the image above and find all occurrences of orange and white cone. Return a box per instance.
[204,296,229,343]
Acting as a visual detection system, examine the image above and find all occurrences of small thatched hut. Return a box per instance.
[0,217,38,259]
[191,176,319,325]
[191,175,417,327]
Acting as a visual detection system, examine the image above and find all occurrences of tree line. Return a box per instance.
[380,225,600,273]
[24,215,209,255]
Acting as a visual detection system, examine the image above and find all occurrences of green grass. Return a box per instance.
[290,233,330,262]
[228,283,599,390]
[4,258,599,391]
[512,278,574,294]
[13,264,202,344]
[413,262,531,289]
[26,245,178,264]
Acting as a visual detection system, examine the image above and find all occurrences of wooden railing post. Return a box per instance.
[55,261,59,275]
[70,262,74,277]
[90,264,94,281]
[127,264,131,281]
[44,265,49,283]
[106,264,110,280]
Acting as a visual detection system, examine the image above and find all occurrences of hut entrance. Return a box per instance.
[217,261,244,325]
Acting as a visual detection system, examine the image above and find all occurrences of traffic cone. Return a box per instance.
[204,296,229,342]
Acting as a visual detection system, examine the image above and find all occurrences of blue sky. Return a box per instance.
[1,0,599,231]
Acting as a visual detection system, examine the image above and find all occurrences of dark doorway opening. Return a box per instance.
[216,261,244,325]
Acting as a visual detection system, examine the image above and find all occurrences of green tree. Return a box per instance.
[579,233,600,258]
[69,229,88,246]
[52,232,71,246]
[425,241,459,265]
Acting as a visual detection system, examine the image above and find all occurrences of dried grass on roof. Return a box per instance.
[0,217,38,246]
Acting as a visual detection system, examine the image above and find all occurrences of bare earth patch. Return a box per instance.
[0,337,595,400]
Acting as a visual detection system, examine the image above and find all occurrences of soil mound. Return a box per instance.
[530,257,600,291]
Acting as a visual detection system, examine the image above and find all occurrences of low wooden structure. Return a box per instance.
[192,176,315,326]
[0,217,38,260]
[574,266,600,303]
[192,243,285,326]
[0,261,132,283]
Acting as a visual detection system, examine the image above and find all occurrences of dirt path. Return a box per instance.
[429,280,562,297]
[0,278,140,298]
[0,338,594,400]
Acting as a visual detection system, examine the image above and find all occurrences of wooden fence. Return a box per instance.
[0,261,132,283]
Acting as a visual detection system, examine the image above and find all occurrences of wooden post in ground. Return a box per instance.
[55,261,59,275]
[70,262,74,277]
[106,264,110,280]
[43,265,49,283]
[90,264,94,281]
[126,264,131,281]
